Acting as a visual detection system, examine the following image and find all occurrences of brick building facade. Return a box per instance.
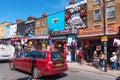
[87,0,120,28]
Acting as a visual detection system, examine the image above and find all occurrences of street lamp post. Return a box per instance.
[103,0,107,72]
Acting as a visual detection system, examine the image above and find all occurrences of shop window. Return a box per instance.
[42,19,46,26]
[94,0,100,5]
[94,9,101,21]
[107,6,114,19]
[52,18,59,24]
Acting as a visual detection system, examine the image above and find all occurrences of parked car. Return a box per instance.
[9,50,68,79]
[0,44,15,61]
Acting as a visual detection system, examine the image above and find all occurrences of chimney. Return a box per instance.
[27,16,36,21]
[42,13,47,17]
[16,19,24,24]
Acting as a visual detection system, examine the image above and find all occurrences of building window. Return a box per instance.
[107,6,114,19]
[107,23,115,27]
[42,19,46,26]
[94,25,101,29]
[41,30,44,35]
[52,18,59,24]
[94,0,100,5]
[36,31,41,36]
[36,21,40,27]
[94,9,101,21]
[36,32,39,36]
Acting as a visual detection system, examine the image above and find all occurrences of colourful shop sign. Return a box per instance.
[78,24,119,37]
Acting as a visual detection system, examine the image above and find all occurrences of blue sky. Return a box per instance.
[0,0,73,23]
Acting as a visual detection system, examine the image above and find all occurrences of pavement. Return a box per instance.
[67,61,120,77]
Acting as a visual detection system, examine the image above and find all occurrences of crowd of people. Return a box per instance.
[70,46,120,71]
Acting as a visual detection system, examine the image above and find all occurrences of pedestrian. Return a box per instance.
[116,51,120,70]
[31,46,36,51]
[93,51,98,59]
[78,47,84,65]
[110,52,118,70]
[93,51,99,68]
[14,44,20,58]
[98,51,105,68]
[70,48,75,62]
[76,49,80,63]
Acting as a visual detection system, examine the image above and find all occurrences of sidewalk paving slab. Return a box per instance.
[67,62,120,77]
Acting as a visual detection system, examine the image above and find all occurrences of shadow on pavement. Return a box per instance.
[0,60,9,63]
[17,73,67,80]
[116,76,120,80]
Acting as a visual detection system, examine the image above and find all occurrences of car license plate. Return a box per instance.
[56,63,62,66]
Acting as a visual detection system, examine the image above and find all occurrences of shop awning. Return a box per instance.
[32,35,49,39]
[10,38,20,41]
[51,36,67,40]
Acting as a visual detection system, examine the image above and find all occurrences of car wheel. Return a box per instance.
[9,61,15,70]
[32,67,41,79]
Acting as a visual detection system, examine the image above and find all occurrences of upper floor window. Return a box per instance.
[107,23,115,27]
[52,18,59,24]
[94,25,101,29]
[94,9,101,21]
[42,19,46,26]
[94,0,100,5]
[41,30,46,35]
[36,21,40,27]
[106,6,114,19]
[35,31,41,36]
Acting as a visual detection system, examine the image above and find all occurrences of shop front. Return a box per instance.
[50,29,78,62]
[32,35,50,50]
[50,30,71,52]
[77,24,119,62]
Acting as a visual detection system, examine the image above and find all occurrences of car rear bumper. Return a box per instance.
[42,66,68,76]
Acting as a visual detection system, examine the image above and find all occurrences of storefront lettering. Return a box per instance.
[60,30,70,33]
[51,30,72,36]
[78,24,119,35]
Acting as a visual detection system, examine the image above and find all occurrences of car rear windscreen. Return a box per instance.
[51,52,64,60]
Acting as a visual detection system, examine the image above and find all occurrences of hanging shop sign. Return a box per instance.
[51,36,67,40]
[78,24,119,37]
[113,38,120,47]
[101,36,108,41]
[65,2,87,30]
[96,45,101,51]
[51,30,72,36]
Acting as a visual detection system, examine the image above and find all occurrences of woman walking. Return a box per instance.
[78,47,84,65]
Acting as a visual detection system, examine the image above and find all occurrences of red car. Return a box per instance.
[9,50,68,79]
